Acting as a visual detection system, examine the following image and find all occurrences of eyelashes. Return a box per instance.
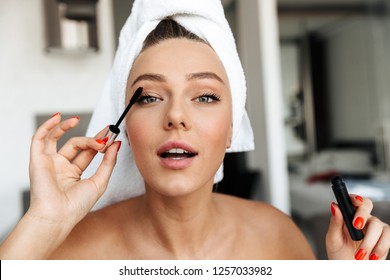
[196,93,221,103]
[135,92,222,105]
[136,94,161,104]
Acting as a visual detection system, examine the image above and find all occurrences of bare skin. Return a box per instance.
[50,193,315,260]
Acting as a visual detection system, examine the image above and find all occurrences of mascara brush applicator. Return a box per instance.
[99,86,143,153]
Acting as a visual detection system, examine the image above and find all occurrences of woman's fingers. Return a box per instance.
[31,113,82,156]
[328,196,372,252]
[327,194,390,260]
[356,216,389,260]
[352,196,390,260]
[32,114,112,174]
[326,202,350,255]
[93,125,110,140]
[57,137,104,168]
[373,224,390,260]
[44,116,80,154]
[86,141,121,200]
[60,142,120,215]
[351,194,373,231]
[30,113,62,157]
[58,125,110,171]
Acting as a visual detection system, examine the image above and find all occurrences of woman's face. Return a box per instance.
[125,38,232,197]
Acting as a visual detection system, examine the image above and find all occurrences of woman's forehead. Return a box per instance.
[129,38,229,83]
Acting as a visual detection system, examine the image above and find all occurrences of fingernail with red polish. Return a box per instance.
[96,139,106,145]
[330,202,336,216]
[51,112,60,118]
[354,217,365,230]
[355,248,367,260]
[72,115,80,120]
[102,137,109,144]
[355,195,363,202]
[369,253,379,260]
[117,141,122,151]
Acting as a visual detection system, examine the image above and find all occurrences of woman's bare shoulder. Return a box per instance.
[214,193,316,259]
[214,192,288,222]
[49,198,137,259]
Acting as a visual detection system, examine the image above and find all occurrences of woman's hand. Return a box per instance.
[27,113,120,228]
[326,195,390,260]
[0,113,120,259]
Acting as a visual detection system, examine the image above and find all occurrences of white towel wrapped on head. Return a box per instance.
[83,0,255,210]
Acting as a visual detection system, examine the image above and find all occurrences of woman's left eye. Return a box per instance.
[136,95,161,104]
[195,93,221,103]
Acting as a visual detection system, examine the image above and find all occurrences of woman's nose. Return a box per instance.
[163,99,192,131]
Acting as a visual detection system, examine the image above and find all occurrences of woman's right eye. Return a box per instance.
[136,95,162,104]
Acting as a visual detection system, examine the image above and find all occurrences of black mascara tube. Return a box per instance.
[331,176,364,241]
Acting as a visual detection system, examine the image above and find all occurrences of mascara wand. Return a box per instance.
[99,86,143,152]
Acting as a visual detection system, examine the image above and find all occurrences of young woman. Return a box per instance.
[1,2,389,260]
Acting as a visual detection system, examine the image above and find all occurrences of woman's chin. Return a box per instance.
[145,176,212,198]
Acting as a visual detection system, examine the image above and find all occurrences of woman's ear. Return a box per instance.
[125,129,134,152]
[226,139,232,149]
[226,123,233,149]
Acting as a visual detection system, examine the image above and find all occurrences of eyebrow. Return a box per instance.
[186,72,225,84]
[131,73,166,87]
[131,71,225,87]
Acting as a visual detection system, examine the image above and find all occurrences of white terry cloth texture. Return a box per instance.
[83,0,255,210]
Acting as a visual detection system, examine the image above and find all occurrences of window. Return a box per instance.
[43,0,99,53]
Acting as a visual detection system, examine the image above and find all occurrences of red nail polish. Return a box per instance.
[355,195,363,202]
[354,217,365,230]
[51,112,60,118]
[330,202,336,216]
[117,141,122,151]
[72,115,80,120]
[355,248,367,260]
[96,139,106,144]
[369,253,379,260]
[102,137,109,144]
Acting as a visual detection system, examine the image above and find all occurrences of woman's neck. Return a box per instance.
[138,186,220,259]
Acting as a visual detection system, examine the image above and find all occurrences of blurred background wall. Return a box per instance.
[0,0,116,240]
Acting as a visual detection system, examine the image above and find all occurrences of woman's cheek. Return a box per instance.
[126,114,154,153]
[196,114,231,148]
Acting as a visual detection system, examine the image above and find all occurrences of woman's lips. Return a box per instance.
[157,141,198,170]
